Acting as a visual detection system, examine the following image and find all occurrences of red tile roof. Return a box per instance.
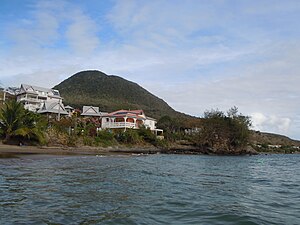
[106,109,145,119]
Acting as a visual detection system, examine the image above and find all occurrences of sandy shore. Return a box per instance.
[0,143,161,157]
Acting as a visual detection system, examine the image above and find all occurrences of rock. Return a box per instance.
[244,146,258,155]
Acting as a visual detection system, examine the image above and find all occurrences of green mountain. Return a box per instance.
[54,70,185,119]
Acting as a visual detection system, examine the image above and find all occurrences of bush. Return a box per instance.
[137,126,157,144]
[115,129,141,144]
[154,138,169,149]
[52,118,72,134]
[83,136,94,146]
[97,130,115,141]
[94,130,117,147]
[67,135,77,147]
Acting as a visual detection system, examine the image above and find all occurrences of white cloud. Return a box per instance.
[251,112,291,134]
[65,9,100,54]
[107,0,225,48]
[0,0,100,86]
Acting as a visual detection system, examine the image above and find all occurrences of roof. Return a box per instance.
[65,105,74,110]
[37,101,68,115]
[81,106,106,117]
[18,84,61,98]
[4,87,19,95]
[105,109,146,120]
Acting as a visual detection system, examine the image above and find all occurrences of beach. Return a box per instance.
[0,143,161,158]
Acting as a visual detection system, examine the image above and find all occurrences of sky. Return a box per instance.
[0,0,300,139]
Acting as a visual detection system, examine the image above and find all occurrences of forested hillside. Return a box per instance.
[54,70,184,119]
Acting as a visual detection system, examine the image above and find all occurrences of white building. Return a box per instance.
[16,84,62,112]
[101,109,163,135]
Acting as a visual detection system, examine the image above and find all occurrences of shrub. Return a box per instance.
[97,130,115,141]
[52,117,72,134]
[137,126,156,144]
[94,130,117,147]
[83,136,94,146]
[115,129,141,144]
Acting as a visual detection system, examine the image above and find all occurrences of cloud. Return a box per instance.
[242,0,300,15]
[251,113,291,134]
[65,9,100,54]
[6,1,62,50]
[0,0,101,86]
[107,0,228,49]
[4,1,100,53]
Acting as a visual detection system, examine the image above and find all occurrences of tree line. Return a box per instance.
[157,106,251,152]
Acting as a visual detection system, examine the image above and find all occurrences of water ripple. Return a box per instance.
[0,154,299,224]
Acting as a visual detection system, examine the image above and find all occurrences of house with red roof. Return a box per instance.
[101,109,163,135]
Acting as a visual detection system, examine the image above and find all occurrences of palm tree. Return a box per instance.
[0,100,45,143]
[0,100,25,142]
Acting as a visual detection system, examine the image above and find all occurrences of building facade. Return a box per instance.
[16,84,62,112]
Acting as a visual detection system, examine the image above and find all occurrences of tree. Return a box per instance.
[157,115,183,141]
[196,107,251,151]
[157,115,177,133]
[0,100,45,143]
[0,100,25,141]
[226,107,251,148]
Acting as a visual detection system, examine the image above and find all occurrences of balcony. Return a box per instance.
[18,97,40,103]
[102,122,137,129]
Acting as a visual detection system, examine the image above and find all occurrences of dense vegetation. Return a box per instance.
[54,70,187,119]
[193,107,252,153]
[155,107,254,154]
[47,115,167,148]
[0,101,165,148]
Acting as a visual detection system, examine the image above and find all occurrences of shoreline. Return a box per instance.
[0,143,161,157]
[1,143,298,158]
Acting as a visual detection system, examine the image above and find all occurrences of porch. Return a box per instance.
[102,121,138,129]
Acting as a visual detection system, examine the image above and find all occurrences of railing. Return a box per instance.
[102,122,137,129]
[24,104,39,111]
[18,97,40,103]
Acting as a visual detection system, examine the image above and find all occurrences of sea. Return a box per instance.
[0,153,299,225]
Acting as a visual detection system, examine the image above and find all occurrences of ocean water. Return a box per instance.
[0,153,299,225]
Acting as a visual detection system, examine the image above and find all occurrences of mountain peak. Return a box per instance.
[65,70,108,80]
[54,70,181,119]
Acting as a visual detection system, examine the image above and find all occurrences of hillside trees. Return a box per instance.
[54,70,180,119]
